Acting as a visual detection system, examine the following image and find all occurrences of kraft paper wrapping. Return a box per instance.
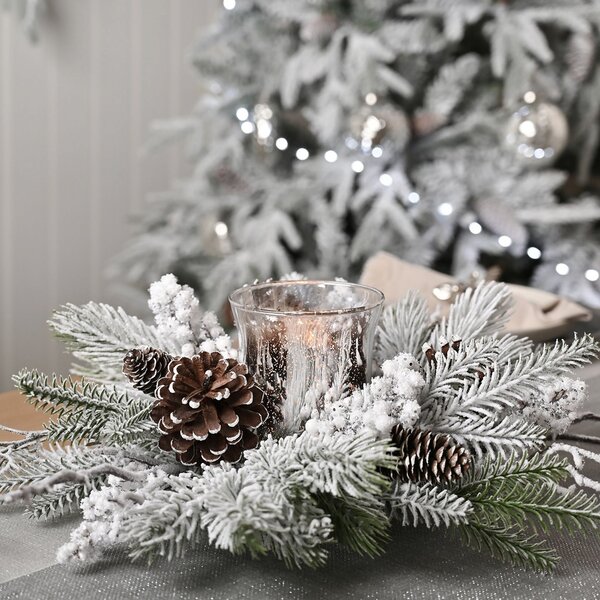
[360,252,592,342]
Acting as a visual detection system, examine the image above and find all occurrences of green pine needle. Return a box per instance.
[318,494,390,557]
[459,521,558,573]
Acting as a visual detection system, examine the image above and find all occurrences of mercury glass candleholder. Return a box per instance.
[229,280,384,434]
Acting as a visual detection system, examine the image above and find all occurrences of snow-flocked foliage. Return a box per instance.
[1,277,599,573]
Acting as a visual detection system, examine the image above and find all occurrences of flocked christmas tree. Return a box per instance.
[110,0,600,310]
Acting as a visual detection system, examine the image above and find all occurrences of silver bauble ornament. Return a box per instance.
[504,95,568,168]
[349,103,410,150]
[300,13,339,43]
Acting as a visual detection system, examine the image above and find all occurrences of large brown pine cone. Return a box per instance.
[391,426,470,485]
[123,347,173,395]
[151,352,267,466]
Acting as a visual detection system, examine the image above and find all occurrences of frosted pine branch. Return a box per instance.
[431,283,514,345]
[434,417,547,460]
[1,463,148,505]
[419,339,499,418]
[0,445,119,495]
[375,291,433,363]
[388,481,472,528]
[424,334,598,426]
[49,302,176,381]
[459,452,569,495]
[13,369,156,445]
[119,433,394,567]
[14,371,121,417]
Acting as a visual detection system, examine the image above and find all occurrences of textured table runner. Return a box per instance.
[0,523,598,599]
[1,362,599,599]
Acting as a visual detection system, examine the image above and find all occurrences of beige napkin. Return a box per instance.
[360,252,592,341]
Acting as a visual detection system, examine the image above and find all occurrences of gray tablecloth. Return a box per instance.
[1,361,599,600]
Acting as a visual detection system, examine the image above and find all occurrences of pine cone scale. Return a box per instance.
[228,390,254,406]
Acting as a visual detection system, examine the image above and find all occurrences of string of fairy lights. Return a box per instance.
[222,0,599,284]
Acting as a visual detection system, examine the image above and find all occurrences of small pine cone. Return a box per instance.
[123,347,173,395]
[391,426,470,485]
[151,352,267,466]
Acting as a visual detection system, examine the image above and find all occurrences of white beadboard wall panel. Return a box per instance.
[93,0,134,291]
[0,16,16,385]
[173,1,216,176]
[0,0,220,390]
[139,0,179,197]
[8,19,53,383]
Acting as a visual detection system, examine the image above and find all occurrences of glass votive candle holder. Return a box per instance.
[229,280,384,434]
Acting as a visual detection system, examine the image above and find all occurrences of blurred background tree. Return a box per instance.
[103,0,600,312]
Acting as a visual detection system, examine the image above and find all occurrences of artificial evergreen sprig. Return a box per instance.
[13,370,154,445]
[388,481,472,528]
[459,521,559,573]
[454,451,600,571]
[49,302,177,381]
[115,432,395,568]
[375,290,432,362]
[458,452,569,496]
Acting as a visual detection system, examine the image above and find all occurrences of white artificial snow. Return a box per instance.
[522,376,587,434]
[305,353,424,439]
[148,274,225,355]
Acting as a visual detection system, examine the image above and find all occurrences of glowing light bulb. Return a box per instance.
[379,173,393,187]
[498,235,512,248]
[275,137,288,150]
[351,160,364,173]
[365,92,378,106]
[296,147,309,161]
[371,146,383,158]
[240,121,254,134]
[469,222,482,235]
[438,202,453,216]
[518,120,537,138]
[235,107,249,121]
[555,263,570,276]
[524,91,536,104]
[223,0,236,9]
[527,247,542,260]
[407,192,420,204]
[215,222,228,238]
[324,150,338,163]
[255,119,272,140]
[345,137,359,150]
[585,269,599,282]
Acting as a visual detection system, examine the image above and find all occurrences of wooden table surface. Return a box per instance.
[0,390,49,442]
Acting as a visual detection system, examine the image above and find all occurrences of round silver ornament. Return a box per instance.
[349,103,410,151]
[504,95,568,167]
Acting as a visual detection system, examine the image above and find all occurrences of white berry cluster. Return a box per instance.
[522,376,587,434]
[304,353,424,440]
[148,274,231,357]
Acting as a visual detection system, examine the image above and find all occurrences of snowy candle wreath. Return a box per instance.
[1,275,600,572]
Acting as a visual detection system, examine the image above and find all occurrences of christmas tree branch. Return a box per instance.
[557,432,600,445]
[1,464,148,505]
[48,302,177,381]
[388,481,472,528]
[459,521,558,573]
[571,413,600,425]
